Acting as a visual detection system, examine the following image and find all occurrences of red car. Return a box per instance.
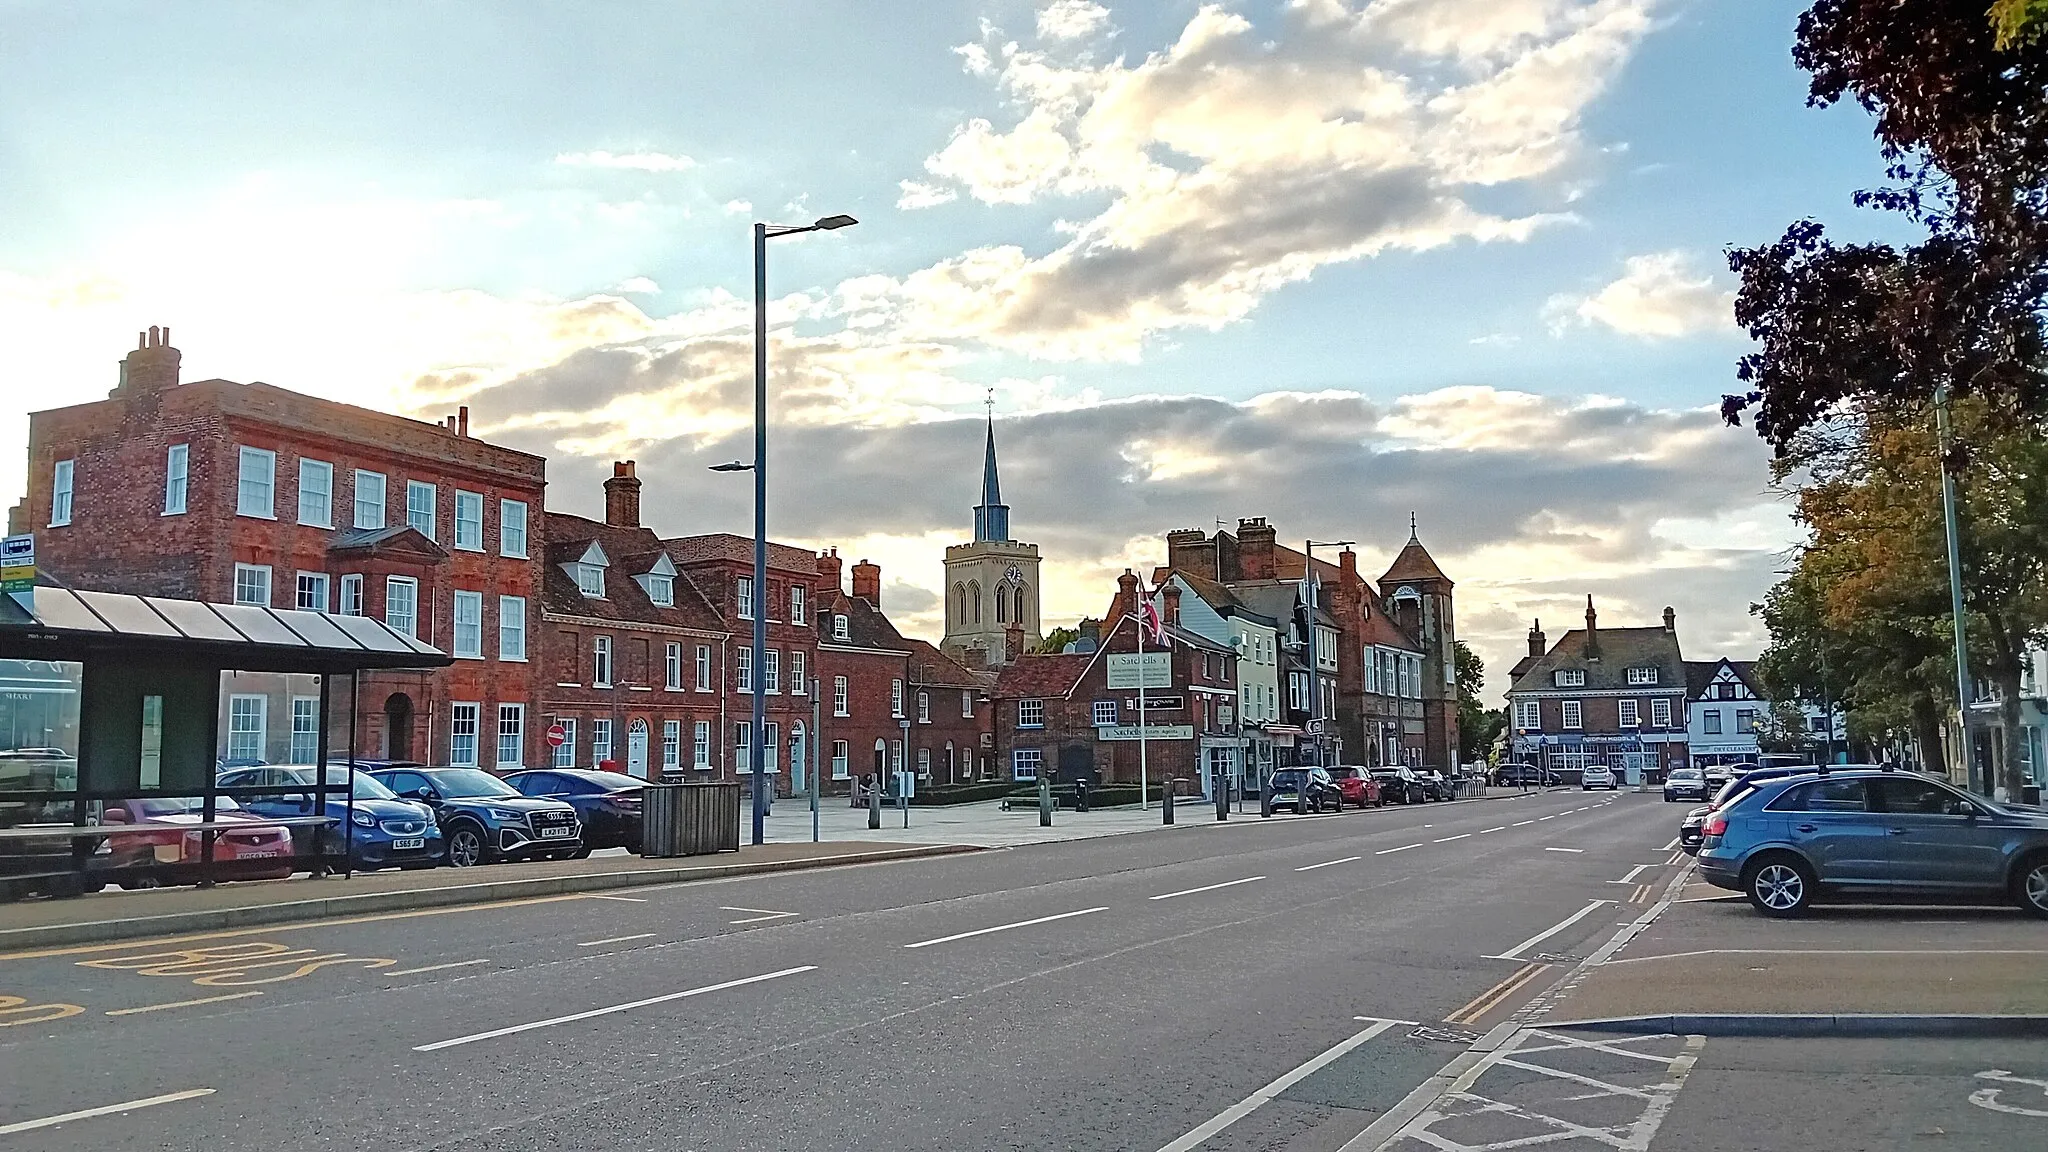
[1327,766,1383,808]
[101,796,295,887]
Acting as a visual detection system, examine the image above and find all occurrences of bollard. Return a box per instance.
[1216,778,1229,822]
[868,782,882,830]
[1162,784,1175,825]
[1038,774,1053,827]
[1261,784,1273,819]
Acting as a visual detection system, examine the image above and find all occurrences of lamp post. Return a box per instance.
[1302,540,1354,770]
[714,213,859,846]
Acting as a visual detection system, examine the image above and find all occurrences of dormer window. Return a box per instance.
[565,542,609,599]
[833,614,849,642]
[1626,666,1658,685]
[633,554,678,607]
[1554,668,1585,688]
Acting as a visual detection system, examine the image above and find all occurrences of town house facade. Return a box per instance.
[1506,601,1691,779]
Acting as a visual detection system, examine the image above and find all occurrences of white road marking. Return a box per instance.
[1609,864,1653,884]
[1661,837,1680,851]
[383,959,491,977]
[104,992,262,1016]
[1545,847,1585,853]
[1537,815,1557,821]
[577,933,657,948]
[415,966,818,1051]
[1376,843,1423,855]
[584,895,648,903]
[1479,826,1506,834]
[1513,820,1535,827]
[1295,856,1363,872]
[1150,876,1265,901]
[903,907,1108,949]
[1433,834,1471,843]
[722,906,802,924]
[1155,1018,1406,1152]
[1485,899,1615,961]
[0,1089,216,1136]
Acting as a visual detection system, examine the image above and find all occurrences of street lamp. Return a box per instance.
[717,213,860,847]
[1302,540,1354,770]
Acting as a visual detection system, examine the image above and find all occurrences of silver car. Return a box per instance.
[1697,768,2048,917]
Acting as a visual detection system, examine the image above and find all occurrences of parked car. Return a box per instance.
[502,769,646,852]
[1701,763,1740,795]
[366,767,582,867]
[1267,767,1342,813]
[1581,764,1618,791]
[101,796,295,887]
[1662,768,1708,803]
[1679,765,1817,855]
[1416,771,1454,801]
[1697,767,2048,917]
[1324,766,1383,809]
[1493,762,1552,788]
[1373,767,1426,805]
[218,765,443,871]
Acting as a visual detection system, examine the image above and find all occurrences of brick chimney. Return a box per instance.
[1113,569,1140,628]
[113,326,181,397]
[1339,548,1358,583]
[604,460,642,528]
[1165,528,1213,579]
[1663,605,1676,633]
[1528,618,1546,661]
[1236,517,1276,580]
[1005,623,1025,663]
[816,548,844,595]
[851,558,881,605]
[1584,597,1600,660]
[1162,582,1182,627]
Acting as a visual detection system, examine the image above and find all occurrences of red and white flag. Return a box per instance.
[1140,598,1164,644]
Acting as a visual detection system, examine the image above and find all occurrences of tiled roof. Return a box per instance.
[1171,571,1279,627]
[540,513,725,633]
[904,639,989,688]
[817,590,910,653]
[1685,658,1760,699]
[328,525,447,559]
[664,532,820,573]
[1508,626,1686,696]
[991,653,1092,699]
[1359,597,1423,653]
[1381,537,1450,585]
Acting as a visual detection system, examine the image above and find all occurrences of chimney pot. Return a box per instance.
[113,325,183,397]
[1005,622,1025,663]
[1235,518,1277,580]
[1528,618,1546,661]
[603,459,644,528]
[816,549,844,595]
[1162,582,1183,626]
[457,405,470,437]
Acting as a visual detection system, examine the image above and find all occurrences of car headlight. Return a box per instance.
[351,811,376,828]
[487,807,524,821]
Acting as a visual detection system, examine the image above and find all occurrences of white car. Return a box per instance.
[1581,765,1618,790]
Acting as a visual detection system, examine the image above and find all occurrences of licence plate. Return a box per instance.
[540,827,574,839]
[391,838,426,851]
[242,850,281,859]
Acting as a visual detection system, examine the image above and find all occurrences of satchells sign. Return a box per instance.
[1105,652,1171,689]
[1098,724,1193,741]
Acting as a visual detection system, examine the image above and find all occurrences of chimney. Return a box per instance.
[1528,618,1546,661]
[1339,548,1358,582]
[816,548,844,595]
[1236,517,1276,580]
[457,405,470,437]
[1114,569,1140,627]
[444,415,457,432]
[1162,582,1182,627]
[604,460,643,528]
[1005,623,1025,663]
[1584,596,1600,660]
[1165,528,1210,578]
[1663,605,1677,633]
[113,326,182,397]
[851,558,882,605]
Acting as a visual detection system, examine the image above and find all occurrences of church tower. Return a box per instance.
[942,413,1042,667]
[1380,516,1459,770]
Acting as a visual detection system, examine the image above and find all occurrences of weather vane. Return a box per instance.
[985,385,995,420]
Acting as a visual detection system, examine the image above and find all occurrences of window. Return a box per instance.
[1514,700,1540,731]
[918,691,931,723]
[693,721,711,768]
[575,559,606,598]
[384,576,417,637]
[1651,698,1672,728]
[1627,666,1659,686]
[1018,698,1045,728]
[1736,708,1758,733]
[661,720,681,772]
[592,635,613,686]
[406,480,436,540]
[1704,709,1723,735]
[1773,778,1871,813]
[297,459,333,527]
[1874,776,1976,816]
[1092,700,1118,726]
[553,719,578,767]
[500,499,528,557]
[792,651,807,694]
[737,577,754,620]
[834,675,849,717]
[233,564,272,607]
[450,591,482,658]
[290,697,320,763]
[454,490,483,550]
[1561,700,1582,730]
[353,470,386,529]
[449,703,480,767]
[1289,672,1307,711]
[832,740,850,780]
[295,572,329,612]
[735,723,752,772]
[918,748,932,779]
[163,445,188,515]
[646,573,674,606]
[963,690,975,718]
[767,723,781,774]
[236,447,275,518]
[696,645,712,690]
[497,704,524,768]
[1013,748,1042,781]
[1619,699,1640,728]
[227,695,267,762]
[592,718,613,763]
[339,574,364,616]
[891,740,903,773]
[665,643,683,690]
[499,595,526,660]
[764,650,781,694]
[737,647,753,692]
[791,585,807,625]
[834,614,849,642]
[1554,669,1585,688]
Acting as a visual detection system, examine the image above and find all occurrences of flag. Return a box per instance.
[1140,597,1164,644]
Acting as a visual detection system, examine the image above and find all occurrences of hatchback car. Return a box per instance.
[1373,767,1426,805]
[100,796,295,887]
[1697,768,2048,917]
[502,769,646,852]
[1581,764,1618,790]
[1267,768,1341,813]
[1324,766,1383,809]
[367,767,582,867]
[1662,768,1708,803]
[1679,765,1817,855]
[218,765,443,871]
[1493,762,1552,788]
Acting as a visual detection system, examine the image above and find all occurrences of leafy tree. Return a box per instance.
[1454,642,1505,764]
[1992,0,2048,51]
[1031,625,1082,655]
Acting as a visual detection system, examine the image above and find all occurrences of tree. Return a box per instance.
[1454,642,1505,765]
[1031,625,1082,655]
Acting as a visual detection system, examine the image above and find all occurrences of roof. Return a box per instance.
[540,513,725,633]
[1685,658,1760,698]
[1229,579,1340,630]
[1508,625,1687,696]
[663,532,820,573]
[1170,571,1279,628]
[328,525,447,559]
[817,589,910,653]
[1380,534,1450,586]
[904,639,989,689]
[0,586,449,673]
[1359,595,1424,654]
[991,652,1092,699]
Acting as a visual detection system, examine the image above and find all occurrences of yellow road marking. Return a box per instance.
[1445,962,1552,1026]
[79,940,397,986]
[105,991,264,1015]
[0,993,85,1027]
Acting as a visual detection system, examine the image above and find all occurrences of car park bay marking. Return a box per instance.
[1485,900,1615,962]
[1150,877,1265,901]
[1376,843,1424,855]
[1295,856,1362,872]
[578,933,657,948]
[1154,1017,1409,1152]
[0,1088,216,1136]
[1661,837,1680,851]
[903,907,1108,949]
[104,991,264,1016]
[414,965,819,1051]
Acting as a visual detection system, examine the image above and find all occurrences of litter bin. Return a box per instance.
[2024,785,2042,808]
[641,783,742,857]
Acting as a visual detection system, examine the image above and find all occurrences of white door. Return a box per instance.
[790,723,806,791]
[626,719,649,779]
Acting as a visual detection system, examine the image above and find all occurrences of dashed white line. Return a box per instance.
[1151,876,1265,901]
[1433,834,1471,843]
[1513,820,1535,827]
[1376,843,1423,855]
[1661,837,1681,851]
[578,933,657,948]
[904,907,1107,949]
[415,966,818,1050]
[1537,815,1558,821]
[1485,899,1616,961]
[1545,847,1585,854]
[1296,856,1363,872]
[1479,826,1506,834]
[0,1090,217,1136]
[383,959,491,977]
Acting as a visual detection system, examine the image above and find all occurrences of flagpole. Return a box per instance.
[1138,591,1150,810]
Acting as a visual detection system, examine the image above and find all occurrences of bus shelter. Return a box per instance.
[0,586,448,900]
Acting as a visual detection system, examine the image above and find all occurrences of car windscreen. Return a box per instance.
[426,769,523,798]
[307,768,400,801]
[132,796,244,816]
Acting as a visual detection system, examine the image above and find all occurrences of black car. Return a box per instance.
[1372,767,1426,805]
[1267,768,1340,813]
[367,767,582,867]
[1493,762,1554,788]
[1677,765,1814,855]
[502,769,645,852]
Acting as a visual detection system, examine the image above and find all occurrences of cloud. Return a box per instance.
[554,150,697,172]
[1545,250,1737,338]
[1037,1,1112,41]
[722,199,753,215]
[614,277,660,295]
[897,180,959,210]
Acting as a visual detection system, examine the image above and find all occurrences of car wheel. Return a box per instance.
[1743,853,1813,918]
[2011,854,2048,918]
[444,822,486,868]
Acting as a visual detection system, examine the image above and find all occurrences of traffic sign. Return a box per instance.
[546,722,567,748]
[1,533,33,597]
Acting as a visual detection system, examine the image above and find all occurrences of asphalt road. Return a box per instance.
[0,786,1678,1151]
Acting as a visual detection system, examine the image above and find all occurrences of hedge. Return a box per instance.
[906,781,1018,807]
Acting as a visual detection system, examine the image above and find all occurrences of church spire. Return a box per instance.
[973,402,1010,543]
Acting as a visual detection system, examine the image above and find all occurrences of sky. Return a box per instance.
[0,0,1919,701]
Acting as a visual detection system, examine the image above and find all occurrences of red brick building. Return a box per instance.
[906,638,992,786]
[814,554,910,791]
[12,328,545,767]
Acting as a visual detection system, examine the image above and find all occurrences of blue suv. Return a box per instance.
[368,767,582,867]
[218,765,443,871]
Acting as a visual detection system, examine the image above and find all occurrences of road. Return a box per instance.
[0,787,1674,1151]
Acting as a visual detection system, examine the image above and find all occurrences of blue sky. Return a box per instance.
[0,0,1916,695]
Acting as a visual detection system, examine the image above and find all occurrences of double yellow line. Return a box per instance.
[1445,961,1553,1026]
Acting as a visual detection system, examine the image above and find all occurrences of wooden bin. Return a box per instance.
[641,783,741,857]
